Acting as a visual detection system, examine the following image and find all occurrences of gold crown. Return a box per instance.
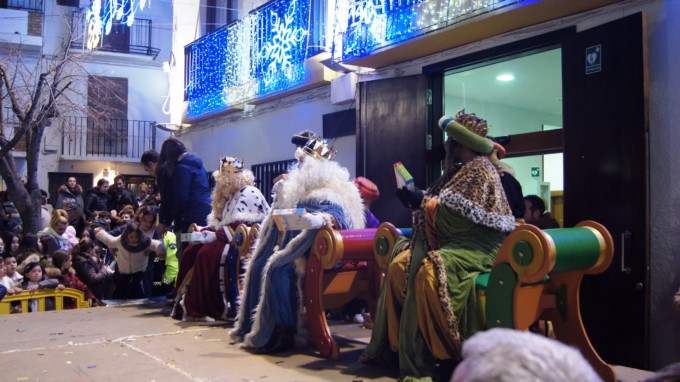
[220,156,244,173]
[454,108,489,137]
[302,136,336,161]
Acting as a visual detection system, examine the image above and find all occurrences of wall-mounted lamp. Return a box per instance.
[103,168,110,177]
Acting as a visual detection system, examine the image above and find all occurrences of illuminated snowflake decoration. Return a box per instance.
[85,0,151,51]
[187,0,313,118]
[259,0,308,92]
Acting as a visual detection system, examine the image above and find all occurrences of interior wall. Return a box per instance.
[444,97,563,197]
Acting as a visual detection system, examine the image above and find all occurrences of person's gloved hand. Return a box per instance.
[396,186,424,210]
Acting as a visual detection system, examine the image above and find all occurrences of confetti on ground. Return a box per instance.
[66,361,72,364]
[65,351,73,354]
[17,377,28,381]
[87,365,97,369]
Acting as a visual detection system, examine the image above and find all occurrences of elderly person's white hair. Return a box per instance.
[451,328,602,382]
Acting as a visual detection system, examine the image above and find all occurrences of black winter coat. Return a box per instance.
[85,187,110,219]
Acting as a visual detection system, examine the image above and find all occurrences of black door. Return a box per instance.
[358,75,428,228]
[562,12,649,368]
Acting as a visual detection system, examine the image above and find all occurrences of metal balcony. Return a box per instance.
[1,0,42,12]
[70,9,160,57]
[61,117,156,161]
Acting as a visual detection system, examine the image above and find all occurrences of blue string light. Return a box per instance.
[333,0,520,60]
[185,0,521,119]
[186,0,312,119]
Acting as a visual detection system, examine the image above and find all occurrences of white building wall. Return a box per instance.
[180,87,355,174]
[42,0,174,182]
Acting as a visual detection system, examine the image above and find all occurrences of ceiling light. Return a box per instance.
[496,74,515,82]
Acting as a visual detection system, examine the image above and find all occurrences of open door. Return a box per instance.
[358,75,428,228]
[562,12,649,368]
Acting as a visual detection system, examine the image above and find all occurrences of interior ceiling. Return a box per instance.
[444,48,563,116]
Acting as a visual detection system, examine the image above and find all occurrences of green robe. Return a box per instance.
[361,156,514,382]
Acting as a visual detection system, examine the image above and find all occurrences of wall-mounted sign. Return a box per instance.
[531,167,541,178]
[585,45,602,75]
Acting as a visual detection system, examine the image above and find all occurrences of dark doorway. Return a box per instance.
[562,12,649,369]
[358,75,428,228]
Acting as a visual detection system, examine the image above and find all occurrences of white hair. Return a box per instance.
[455,328,603,382]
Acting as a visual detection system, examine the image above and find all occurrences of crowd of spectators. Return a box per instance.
[0,170,176,311]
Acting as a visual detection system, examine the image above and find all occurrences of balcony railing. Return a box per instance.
[1,0,42,12]
[70,10,160,57]
[61,117,156,160]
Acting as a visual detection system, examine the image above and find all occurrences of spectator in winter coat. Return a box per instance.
[107,175,138,214]
[37,209,70,257]
[155,137,211,258]
[85,179,110,220]
[71,238,114,301]
[54,177,84,215]
[40,189,53,230]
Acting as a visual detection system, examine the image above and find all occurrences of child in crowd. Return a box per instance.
[1,256,23,312]
[135,206,177,298]
[4,254,22,284]
[95,222,165,299]
[21,261,63,312]
[17,233,43,264]
[0,236,5,258]
[0,257,23,294]
[2,231,21,258]
[63,226,79,251]
[50,250,98,308]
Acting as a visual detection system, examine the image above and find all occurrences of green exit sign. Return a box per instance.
[531,167,540,177]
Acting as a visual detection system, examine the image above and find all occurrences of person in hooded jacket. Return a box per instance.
[71,238,114,301]
[54,177,85,215]
[85,179,111,220]
[107,175,139,214]
[155,137,211,259]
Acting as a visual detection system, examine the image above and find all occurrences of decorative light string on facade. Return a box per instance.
[184,0,522,118]
[85,0,151,50]
[332,0,520,61]
[186,0,312,119]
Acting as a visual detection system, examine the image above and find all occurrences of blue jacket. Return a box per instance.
[158,152,211,233]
